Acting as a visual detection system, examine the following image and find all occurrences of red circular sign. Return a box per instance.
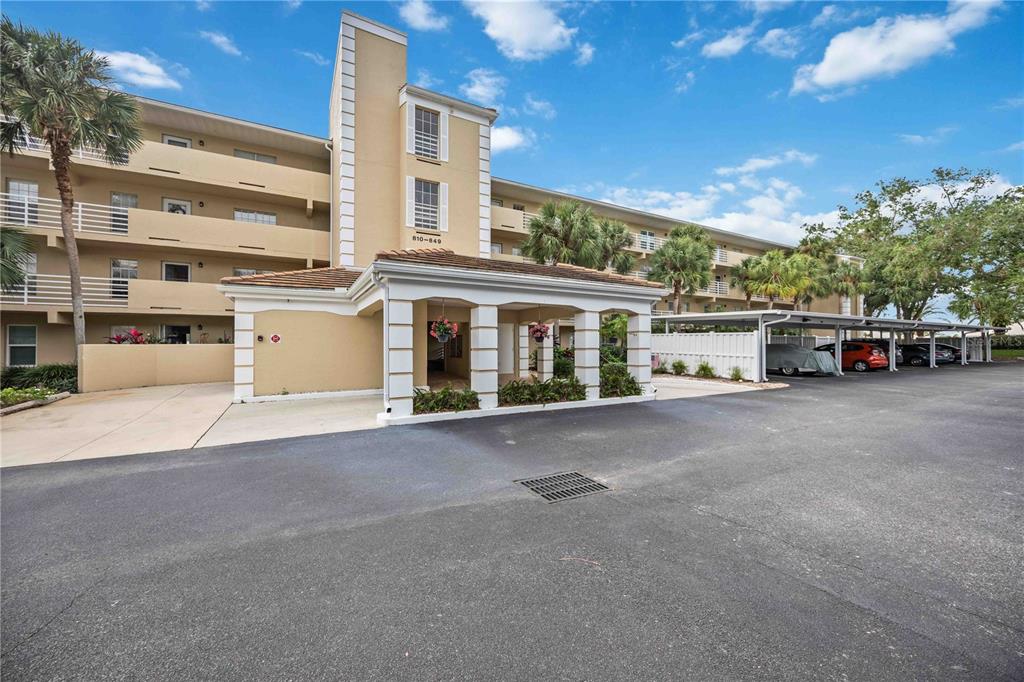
[270,334,281,344]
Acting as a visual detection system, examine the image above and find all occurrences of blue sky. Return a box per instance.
[5,0,1023,245]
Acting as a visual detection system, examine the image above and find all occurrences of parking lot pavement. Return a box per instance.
[1,363,1021,679]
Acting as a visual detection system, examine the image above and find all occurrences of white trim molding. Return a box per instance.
[340,11,407,45]
[336,13,359,266]
[478,124,491,258]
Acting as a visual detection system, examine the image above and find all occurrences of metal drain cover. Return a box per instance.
[515,471,609,503]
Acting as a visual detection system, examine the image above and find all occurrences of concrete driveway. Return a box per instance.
[1,363,1020,679]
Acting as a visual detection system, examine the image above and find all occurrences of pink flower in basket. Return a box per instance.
[430,317,458,341]
[529,323,550,342]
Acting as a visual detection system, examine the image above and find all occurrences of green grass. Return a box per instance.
[992,348,1024,359]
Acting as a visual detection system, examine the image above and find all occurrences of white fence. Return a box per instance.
[652,332,758,380]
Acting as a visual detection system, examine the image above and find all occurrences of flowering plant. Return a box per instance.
[529,323,550,342]
[430,317,458,342]
[107,327,150,344]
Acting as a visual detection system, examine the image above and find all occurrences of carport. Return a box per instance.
[653,311,999,382]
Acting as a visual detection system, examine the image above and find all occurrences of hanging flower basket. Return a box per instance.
[430,317,458,343]
[529,323,550,342]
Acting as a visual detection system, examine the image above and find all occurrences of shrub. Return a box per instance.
[600,362,642,398]
[652,365,669,375]
[991,335,1024,349]
[1,363,78,393]
[599,345,626,365]
[553,356,574,378]
[499,375,586,406]
[729,366,745,382]
[1,386,55,408]
[695,361,716,379]
[412,385,480,414]
[671,360,688,376]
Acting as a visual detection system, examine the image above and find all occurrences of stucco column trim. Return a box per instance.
[627,313,652,394]
[537,322,554,381]
[574,311,600,400]
[470,304,499,409]
[337,16,358,266]
[518,323,531,378]
[386,298,415,416]
[233,312,254,401]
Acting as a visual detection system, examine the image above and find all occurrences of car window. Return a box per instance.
[841,343,859,351]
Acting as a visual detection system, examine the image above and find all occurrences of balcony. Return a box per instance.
[491,205,535,233]
[1,275,231,315]
[491,251,526,263]
[1,193,329,263]
[11,131,329,202]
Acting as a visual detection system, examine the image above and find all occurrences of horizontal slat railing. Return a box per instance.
[0,118,122,162]
[0,274,128,307]
[0,193,127,234]
[414,131,439,159]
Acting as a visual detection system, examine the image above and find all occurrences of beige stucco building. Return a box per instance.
[1,11,861,419]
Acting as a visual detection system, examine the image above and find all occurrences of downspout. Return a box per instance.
[758,313,793,382]
[372,271,390,412]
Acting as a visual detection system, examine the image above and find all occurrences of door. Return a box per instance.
[162,197,191,215]
[498,323,514,374]
[110,258,138,299]
[6,179,39,225]
[163,325,191,344]
[110,192,137,233]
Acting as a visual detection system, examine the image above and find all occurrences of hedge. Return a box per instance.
[1,363,78,393]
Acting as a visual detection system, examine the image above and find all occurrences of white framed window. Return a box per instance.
[162,134,192,148]
[511,246,523,257]
[233,209,277,225]
[5,179,39,226]
[162,197,192,215]
[406,103,448,161]
[512,203,525,212]
[110,325,140,339]
[110,258,138,299]
[6,325,37,367]
[162,261,191,282]
[638,230,656,251]
[234,149,277,164]
[162,325,191,344]
[406,177,447,231]
[232,267,276,277]
[490,242,503,255]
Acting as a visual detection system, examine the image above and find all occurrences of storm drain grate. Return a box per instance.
[515,471,609,503]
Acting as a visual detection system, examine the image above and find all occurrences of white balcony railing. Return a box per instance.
[696,281,730,296]
[414,131,439,159]
[0,193,126,234]
[522,212,538,230]
[713,247,728,263]
[1,274,128,307]
[1,119,123,163]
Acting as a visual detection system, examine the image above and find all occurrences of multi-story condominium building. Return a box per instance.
[2,10,860,417]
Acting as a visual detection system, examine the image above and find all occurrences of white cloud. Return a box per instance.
[993,96,1024,110]
[459,68,506,108]
[756,27,801,58]
[199,30,242,57]
[793,1,1002,95]
[674,70,697,94]
[810,4,878,29]
[745,0,795,15]
[702,25,755,58]
[714,149,818,176]
[96,51,183,90]
[523,94,556,119]
[1004,141,1024,152]
[574,42,595,66]
[399,0,449,31]
[284,0,302,10]
[195,0,212,11]
[295,50,328,66]
[491,126,536,153]
[898,125,957,145]
[599,185,723,221]
[464,0,576,61]
[414,68,441,89]
[671,30,704,48]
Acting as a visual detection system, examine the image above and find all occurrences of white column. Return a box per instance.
[834,325,843,375]
[537,326,554,381]
[385,298,415,417]
[470,305,499,409]
[232,312,255,401]
[960,330,968,365]
[888,329,897,372]
[985,331,993,362]
[518,323,531,378]
[929,331,937,368]
[627,313,652,394]
[574,311,600,400]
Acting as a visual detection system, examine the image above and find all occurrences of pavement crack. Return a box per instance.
[0,574,106,659]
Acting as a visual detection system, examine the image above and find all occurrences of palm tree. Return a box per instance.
[1,17,143,347]
[829,258,865,313]
[746,250,803,309]
[787,252,827,308]
[596,218,636,275]
[729,257,759,309]
[1,225,31,290]
[521,200,602,269]
[647,231,712,314]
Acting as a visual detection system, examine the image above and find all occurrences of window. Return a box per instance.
[638,230,656,251]
[110,259,138,299]
[162,261,191,282]
[512,203,525,212]
[162,197,191,215]
[110,192,137,233]
[511,246,523,257]
[413,107,440,159]
[5,179,39,226]
[490,242,503,255]
[414,179,440,229]
[163,325,191,344]
[233,209,277,225]
[162,134,192,148]
[7,325,37,366]
[232,267,276,277]
[491,198,504,207]
[234,149,277,164]
[110,325,140,339]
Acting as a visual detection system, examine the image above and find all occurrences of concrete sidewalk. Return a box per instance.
[653,374,766,399]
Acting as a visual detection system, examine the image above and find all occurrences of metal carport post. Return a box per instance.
[929,330,937,368]
[888,328,897,372]
[960,330,968,365]
[833,324,843,376]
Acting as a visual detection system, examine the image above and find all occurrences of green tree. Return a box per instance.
[647,228,712,314]
[744,250,806,309]
[596,218,636,275]
[1,17,143,347]
[0,225,31,290]
[728,257,759,309]
[599,313,628,346]
[521,200,602,269]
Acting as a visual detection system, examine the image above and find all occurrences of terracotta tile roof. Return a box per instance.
[374,249,665,289]
[220,267,361,289]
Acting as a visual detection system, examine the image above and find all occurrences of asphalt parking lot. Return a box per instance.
[2,362,1022,680]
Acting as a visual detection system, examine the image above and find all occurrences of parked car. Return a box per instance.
[932,342,964,363]
[814,342,889,372]
[898,343,955,366]
[765,344,841,376]
[850,339,903,365]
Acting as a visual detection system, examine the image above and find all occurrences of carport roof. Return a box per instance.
[654,310,1000,333]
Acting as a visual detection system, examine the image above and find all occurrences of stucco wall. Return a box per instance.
[251,310,382,396]
[78,343,233,392]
